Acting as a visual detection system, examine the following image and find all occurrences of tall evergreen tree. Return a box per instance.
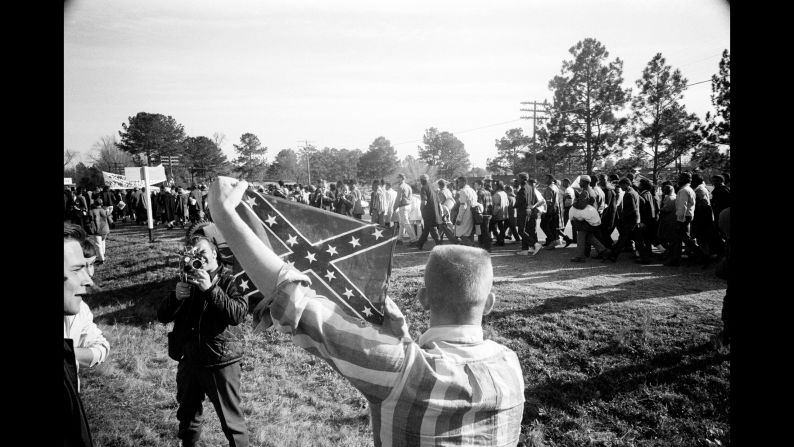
[358,137,400,182]
[117,112,186,165]
[417,127,470,180]
[233,132,268,181]
[546,38,631,174]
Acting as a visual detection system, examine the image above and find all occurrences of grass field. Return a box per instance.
[80,221,729,447]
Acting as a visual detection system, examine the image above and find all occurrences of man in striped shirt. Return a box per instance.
[208,177,526,447]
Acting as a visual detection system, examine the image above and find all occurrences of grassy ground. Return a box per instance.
[81,221,729,447]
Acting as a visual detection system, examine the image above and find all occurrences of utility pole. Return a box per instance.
[297,139,314,184]
[520,100,550,179]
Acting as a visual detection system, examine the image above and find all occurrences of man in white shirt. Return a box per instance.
[393,173,418,244]
[665,172,706,267]
[383,182,397,229]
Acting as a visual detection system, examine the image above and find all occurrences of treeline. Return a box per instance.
[65,38,730,189]
[487,39,730,184]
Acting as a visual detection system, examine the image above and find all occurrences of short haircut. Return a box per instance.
[618,177,631,186]
[691,173,703,184]
[457,176,468,185]
[561,178,571,185]
[518,172,529,181]
[504,185,513,194]
[81,239,97,258]
[437,179,447,188]
[679,172,692,183]
[662,184,674,195]
[186,235,216,254]
[419,174,429,182]
[64,223,86,243]
[494,180,504,190]
[397,173,406,179]
[608,174,619,182]
[626,173,635,181]
[424,245,493,315]
[474,179,483,187]
[546,174,557,183]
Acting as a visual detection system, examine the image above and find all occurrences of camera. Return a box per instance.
[177,247,206,281]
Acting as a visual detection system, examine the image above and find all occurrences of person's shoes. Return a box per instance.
[563,238,573,248]
[515,250,531,255]
[570,257,586,263]
[532,243,543,256]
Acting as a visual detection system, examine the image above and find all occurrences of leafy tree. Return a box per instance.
[358,136,400,182]
[693,49,730,174]
[266,148,300,181]
[300,147,361,183]
[546,38,631,175]
[233,132,268,181]
[73,162,104,189]
[391,155,438,186]
[88,135,134,173]
[467,167,488,177]
[487,128,531,174]
[117,112,186,165]
[183,136,232,183]
[631,53,696,183]
[417,127,471,180]
[64,149,78,168]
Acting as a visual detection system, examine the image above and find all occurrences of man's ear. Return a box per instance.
[482,292,496,316]
[418,287,430,310]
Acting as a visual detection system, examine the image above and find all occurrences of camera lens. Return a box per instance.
[190,259,204,269]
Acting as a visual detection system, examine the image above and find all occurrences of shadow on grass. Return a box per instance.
[488,273,724,320]
[523,341,729,419]
[85,278,174,327]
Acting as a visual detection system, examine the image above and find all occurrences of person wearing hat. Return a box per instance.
[570,175,609,262]
[605,178,650,264]
[665,172,706,267]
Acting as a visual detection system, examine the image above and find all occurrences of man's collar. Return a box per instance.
[418,325,484,347]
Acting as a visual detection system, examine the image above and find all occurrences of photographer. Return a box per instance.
[157,236,249,447]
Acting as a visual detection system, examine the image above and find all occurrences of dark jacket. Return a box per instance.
[420,182,440,226]
[571,186,598,232]
[600,183,617,230]
[157,264,248,368]
[64,339,94,447]
[620,188,641,228]
[638,189,657,224]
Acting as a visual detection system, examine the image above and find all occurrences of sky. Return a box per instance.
[64,0,730,170]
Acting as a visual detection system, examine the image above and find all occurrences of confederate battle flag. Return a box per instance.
[221,188,397,327]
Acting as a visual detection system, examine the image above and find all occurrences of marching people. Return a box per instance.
[597,174,618,249]
[515,176,546,256]
[657,182,678,254]
[157,235,250,447]
[710,174,730,257]
[605,178,650,264]
[570,175,609,263]
[87,199,113,265]
[435,179,459,244]
[369,179,387,225]
[451,176,478,245]
[491,180,509,247]
[207,177,525,447]
[691,173,715,268]
[383,181,397,228]
[541,175,566,249]
[665,172,707,267]
[474,179,493,252]
[393,173,418,244]
[415,174,442,250]
[637,178,659,255]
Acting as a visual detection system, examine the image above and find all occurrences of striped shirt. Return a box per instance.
[269,266,525,447]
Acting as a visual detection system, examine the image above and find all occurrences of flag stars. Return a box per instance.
[372,228,384,240]
[324,270,336,282]
[305,251,317,264]
[349,236,361,248]
[285,260,295,269]
[285,234,298,247]
[362,307,372,317]
[265,214,278,227]
[239,279,250,292]
[325,245,338,256]
[244,196,257,207]
[343,288,354,299]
